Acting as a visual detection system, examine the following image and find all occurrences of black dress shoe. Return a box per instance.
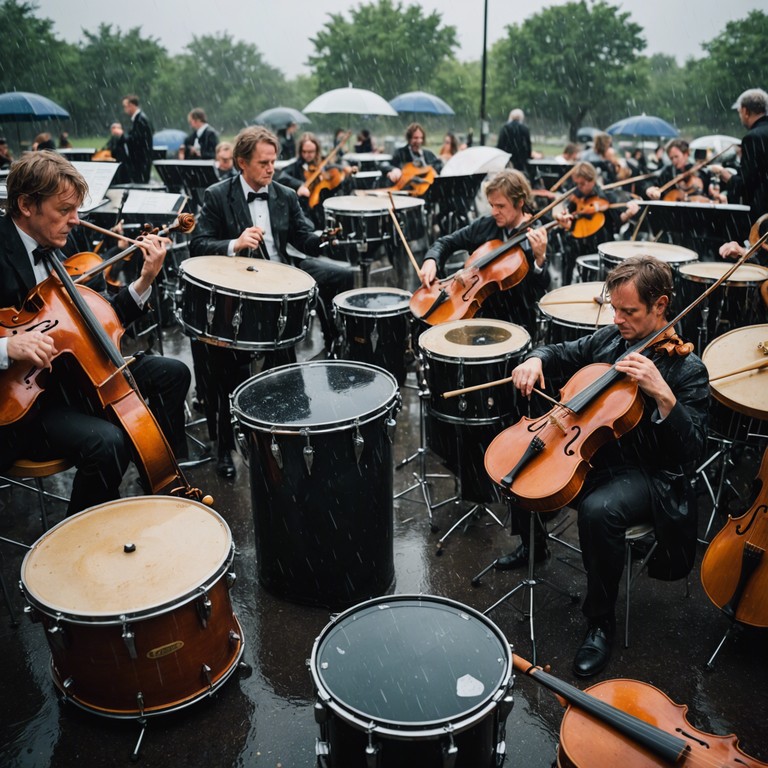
[573,623,614,678]
[216,451,236,479]
[494,542,549,571]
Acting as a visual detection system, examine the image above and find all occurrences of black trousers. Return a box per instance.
[0,354,190,516]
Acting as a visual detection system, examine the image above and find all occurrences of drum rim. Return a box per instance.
[678,261,768,286]
[597,241,698,261]
[333,286,412,316]
[309,594,513,734]
[538,281,614,326]
[325,195,424,212]
[20,497,235,624]
[179,268,318,298]
[419,320,531,362]
[231,360,400,433]
[177,322,309,351]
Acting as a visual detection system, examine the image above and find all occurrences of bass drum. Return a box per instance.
[177,255,317,349]
[332,287,413,385]
[310,594,514,768]
[20,497,244,719]
[419,319,530,503]
[231,361,401,609]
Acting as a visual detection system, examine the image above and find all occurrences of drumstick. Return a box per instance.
[442,378,576,414]
[387,191,422,280]
[709,357,768,383]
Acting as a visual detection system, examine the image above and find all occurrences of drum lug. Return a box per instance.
[226,571,237,590]
[270,431,284,470]
[136,691,145,718]
[370,319,379,353]
[313,700,328,724]
[301,428,314,475]
[23,605,41,623]
[47,614,68,652]
[441,725,458,768]
[206,285,216,330]
[385,417,397,444]
[315,738,330,760]
[365,723,381,768]
[121,616,138,659]
[352,420,364,464]
[197,588,212,629]
[201,663,213,691]
[232,294,244,345]
[278,295,288,338]
[234,422,249,464]
[228,630,241,648]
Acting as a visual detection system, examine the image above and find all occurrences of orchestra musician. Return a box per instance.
[505,254,709,677]
[555,161,639,285]
[0,152,191,515]
[190,126,353,478]
[120,94,154,184]
[419,169,550,337]
[180,108,219,160]
[645,138,713,202]
[386,122,442,184]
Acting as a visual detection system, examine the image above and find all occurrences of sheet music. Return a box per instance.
[122,191,186,215]
[72,161,119,212]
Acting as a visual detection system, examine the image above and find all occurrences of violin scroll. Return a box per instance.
[648,333,694,358]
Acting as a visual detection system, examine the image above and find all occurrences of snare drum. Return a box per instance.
[231,361,400,609]
[575,254,601,282]
[538,282,615,344]
[332,287,412,384]
[702,324,768,443]
[598,241,698,276]
[310,594,514,767]
[678,262,768,348]
[20,497,243,719]
[419,319,530,502]
[177,256,317,350]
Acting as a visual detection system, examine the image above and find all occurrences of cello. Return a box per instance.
[513,653,768,767]
[0,236,208,504]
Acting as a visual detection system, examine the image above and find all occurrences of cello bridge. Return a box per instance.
[548,413,567,434]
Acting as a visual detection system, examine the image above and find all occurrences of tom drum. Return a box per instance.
[538,282,615,344]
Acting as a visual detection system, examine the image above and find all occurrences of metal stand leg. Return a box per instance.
[435,502,505,555]
[479,508,580,666]
[706,621,742,670]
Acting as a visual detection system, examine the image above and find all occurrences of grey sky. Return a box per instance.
[37,0,762,80]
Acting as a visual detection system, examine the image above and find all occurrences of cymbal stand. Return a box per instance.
[476,506,580,665]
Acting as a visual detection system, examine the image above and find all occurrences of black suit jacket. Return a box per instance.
[739,114,768,214]
[183,125,219,160]
[390,145,442,172]
[124,110,154,183]
[497,121,532,173]
[189,175,323,262]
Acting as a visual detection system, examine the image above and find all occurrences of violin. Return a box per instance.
[303,131,353,208]
[390,161,437,197]
[410,219,557,325]
[566,195,633,239]
[0,241,208,504]
[512,653,768,767]
[700,443,768,628]
[662,172,709,204]
[656,144,735,203]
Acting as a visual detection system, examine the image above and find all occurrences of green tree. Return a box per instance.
[490,1,647,140]
[308,0,458,98]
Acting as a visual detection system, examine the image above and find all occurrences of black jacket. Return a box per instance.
[123,110,154,183]
[183,125,219,160]
[497,120,532,173]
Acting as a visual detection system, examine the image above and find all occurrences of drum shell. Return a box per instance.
[575,254,601,282]
[20,498,243,718]
[232,362,400,609]
[309,594,513,768]
[333,288,412,385]
[177,259,316,350]
[324,201,390,246]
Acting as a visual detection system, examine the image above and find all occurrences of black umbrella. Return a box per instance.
[0,91,69,150]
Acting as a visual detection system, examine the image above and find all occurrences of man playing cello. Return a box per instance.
[505,255,708,677]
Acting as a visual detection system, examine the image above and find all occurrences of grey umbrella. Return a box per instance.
[254,107,310,128]
[0,91,69,150]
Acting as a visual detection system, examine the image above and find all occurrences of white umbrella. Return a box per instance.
[304,87,398,116]
[440,146,511,177]
[689,134,741,157]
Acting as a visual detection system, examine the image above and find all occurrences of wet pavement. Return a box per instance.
[2,272,768,768]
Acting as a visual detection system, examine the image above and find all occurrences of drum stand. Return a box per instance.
[474,506,580,665]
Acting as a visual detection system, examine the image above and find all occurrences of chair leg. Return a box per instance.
[34,477,50,531]
[0,550,20,626]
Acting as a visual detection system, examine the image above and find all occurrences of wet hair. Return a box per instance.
[665,138,689,156]
[563,143,579,159]
[733,88,768,115]
[593,133,612,156]
[405,122,426,142]
[6,151,88,218]
[297,132,322,157]
[215,141,233,156]
[508,108,524,122]
[605,255,675,320]
[485,169,532,208]
[572,161,598,182]
[188,108,207,123]
[123,94,140,107]
[233,125,280,166]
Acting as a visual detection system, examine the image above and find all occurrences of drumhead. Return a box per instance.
[702,324,768,420]
[324,194,424,214]
[678,261,768,286]
[180,256,316,295]
[539,282,615,326]
[598,241,698,264]
[419,319,530,361]
[333,287,411,316]
[21,497,232,620]
[232,360,398,432]
[310,595,512,729]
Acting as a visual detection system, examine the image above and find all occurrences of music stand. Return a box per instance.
[425,173,485,236]
[154,160,219,210]
[527,160,573,189]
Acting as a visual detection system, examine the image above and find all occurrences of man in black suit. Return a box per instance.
[121,94,154,183]
[386,122,442,185]
[0,152,190,515]
[497,108,532,176]
[190,125,353,478]
[181,108,219,160]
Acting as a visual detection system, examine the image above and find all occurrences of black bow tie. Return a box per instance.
[247,191,269,203]
[33,247,52,265]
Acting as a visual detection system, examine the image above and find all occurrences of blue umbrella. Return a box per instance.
[0,91,69,122]
[389,91,455,116]
[606,114,679,138]
[153,128,187,157]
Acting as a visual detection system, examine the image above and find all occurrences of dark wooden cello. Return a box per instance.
[0,231,209,503]
[513,653,768,767]
[701,444,768,628]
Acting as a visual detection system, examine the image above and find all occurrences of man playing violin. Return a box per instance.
[556,161,639,285]
[645,139,714,202]
[387,122,442,185]
[419,169,550,336]
[0,151,190,515]
[507,255,709,677]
